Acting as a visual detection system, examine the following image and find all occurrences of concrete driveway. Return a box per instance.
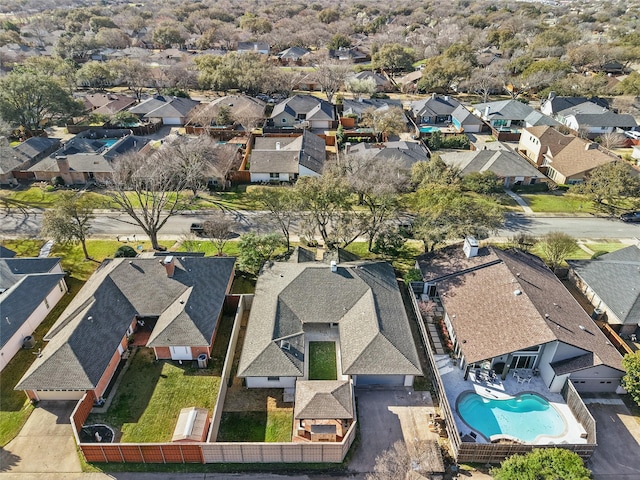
[0,401,81,474]
[586,399,640,480]
[348,388,441,473]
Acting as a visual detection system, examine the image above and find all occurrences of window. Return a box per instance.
[270,173,279,180]
[297,113,306,120]
[281,118,287,123]
[267,376,280,382]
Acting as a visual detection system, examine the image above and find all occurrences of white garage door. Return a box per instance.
[356,375,405,386]
[35,390,85,401]
[169,346,192,360]
[571,378,618,393]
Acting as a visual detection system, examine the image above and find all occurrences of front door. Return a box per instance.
[169,346,191,360]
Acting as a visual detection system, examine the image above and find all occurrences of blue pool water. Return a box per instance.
[419,126,441,133]
[99,139,118,148]
[457,392,565,442]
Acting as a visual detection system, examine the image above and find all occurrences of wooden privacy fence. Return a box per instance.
[74,293,356,464]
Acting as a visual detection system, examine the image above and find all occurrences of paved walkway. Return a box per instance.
[504,189,533,214]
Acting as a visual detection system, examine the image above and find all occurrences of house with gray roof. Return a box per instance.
[249,130,326,183]
[472,99,560,134]
[237,254,422,389]
[341,98,402,120]
[451,105,485,133]
[277,46,310,64]
[410,94,462,125]
[1,137,61,184]
[417,240,624,393]
[270,95,335,130]
[347,71,393,92]
[0,257,66,372]
[16,255,235,402]
[237,41,270,55]
[440,148,547,187]
[568,244,640,337]
[129,95,200,126]
[347,140,429,170]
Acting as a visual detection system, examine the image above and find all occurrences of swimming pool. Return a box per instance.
[457,392,565,442]
[98,139,118,148]
[419,126,440,133]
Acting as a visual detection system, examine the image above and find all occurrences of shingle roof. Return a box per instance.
[238,260,422,378]
[341,98,402,118]
[440,149,543,179]
[16,256,235,391]
[411,95,461,118]
[522,126,572,155]
[0,246,16,258]
[277,46,310,60]
[0,257,64,349]
[250,131,326,175]
[270,95,335,121]
[12,137,60,163]
[129,96,199,118]
[417,246,623,372]
[567,112,637,128]
[187,95,265,127]
[544,137,617,178]
[567,245,640,326]
[542,96,607,115]
[349,141,428,169]
[294,381,353,419]
[452,105,484,126]
[474,99,559,126]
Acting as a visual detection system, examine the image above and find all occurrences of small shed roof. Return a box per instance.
[172,407,209,442]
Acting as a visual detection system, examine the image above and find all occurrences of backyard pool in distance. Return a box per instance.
[457,392,565,443]
[419,126,441,133]
[98,139,118,148]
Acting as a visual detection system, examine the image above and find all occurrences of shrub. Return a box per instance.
[51,176,65,187]
[44,185,55,192]
[403,268,422,284]
[114,245,137,257]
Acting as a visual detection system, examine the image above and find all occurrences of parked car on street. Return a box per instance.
[620,211,640,222]
[190,223,205,235]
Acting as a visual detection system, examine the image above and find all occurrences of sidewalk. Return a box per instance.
[504,189,533,214]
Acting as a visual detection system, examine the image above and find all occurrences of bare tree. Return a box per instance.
[596,132,627,150]
[538,232,578,270]
[105,150,190,251]
[311,53,352,103]
[203,211,234,256]
[249,187,298,251]
[465,68,503,103]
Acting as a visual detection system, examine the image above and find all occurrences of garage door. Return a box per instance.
[356,375,405,386]
[571,378,618,393]
[35,390,85,401]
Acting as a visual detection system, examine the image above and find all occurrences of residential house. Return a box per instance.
[347,140,429,170]
[541,94,638,138]
[249,130,326,183]
[451,105,485,134]
[396,70,422,93]
[269,95,335,130]
[237,253,422,388]
[410,94,461,125]
[129,95,200,126]
[83,93,137,116]
[540,137,618,184]
[0,141,21,185]
[186,95,266,132]
[329,47,369,63]
[0,246,16,258]
[568,244,640,336]
[16,255,235,402]
[472,99,559,136]
[440,148,546,187]
[0,256,67,372]
[237,41,270,55]
[347,71,393,92]
[518,126,573,167]
[28,134,149,184]
[417,240,624,393]
[277,46,310,64]
[340,98,402,121]
[4,137,62,183]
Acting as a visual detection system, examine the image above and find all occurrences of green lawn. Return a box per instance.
[519,192,594,214]
[344,239,424,276]
[0,239,44,257]
[0,277,85,446]
[308,342,337,381]
[86,348,220,443]
[217,410,293,443]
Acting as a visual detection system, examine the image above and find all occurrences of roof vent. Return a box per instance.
[514,289,522,296]
[579,325,585,330]
[280,340,291,351]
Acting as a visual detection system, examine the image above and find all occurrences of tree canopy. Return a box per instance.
[622,351,640,406]
[491,448,591,480]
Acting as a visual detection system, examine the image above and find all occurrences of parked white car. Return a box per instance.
[624,130,640,140]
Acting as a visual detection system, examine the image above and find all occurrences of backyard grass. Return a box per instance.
[519,192,594,214]
[0,276,85,446]
[217,410,293,443]
[308,342,338,381]
[0,239,44,257]
[86,348,220,443]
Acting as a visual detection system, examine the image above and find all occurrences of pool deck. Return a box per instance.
[435,355,588,445]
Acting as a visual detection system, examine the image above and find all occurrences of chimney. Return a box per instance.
[163,256,175,277]
[463,237,479,258]
[275,141,281,150]
[330,260,337,273]
[585,142,598,151]
[484,106,491,118]
[548,91,556,100]
[55,155,70,175]
[432,93,436,99]
[444,95,450,102]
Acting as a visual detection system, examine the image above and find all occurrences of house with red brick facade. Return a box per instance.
[16,255,235,402]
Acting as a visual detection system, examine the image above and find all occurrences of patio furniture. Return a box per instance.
[516,375,526,384]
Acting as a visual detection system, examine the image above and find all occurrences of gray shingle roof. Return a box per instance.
[417,245,623,372]
[238,260,422,378]
[349,141,428,169]
[0,271,65,349]
[270,95,335,121]
[440,149,543,179]
[567,245,640,325]
[543,96,607,115]
[0,246,16,258]
[294,380,353,419]
[12,137,61,163]
[474,99,559,126]
[250,131,326,175]
[16,256,235,391]
[568,112,637,128]
[452,105,484,126]
[341,98,402,118]
[411,95,460,118]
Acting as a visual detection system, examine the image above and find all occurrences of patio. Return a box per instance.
[435,355,589,445]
